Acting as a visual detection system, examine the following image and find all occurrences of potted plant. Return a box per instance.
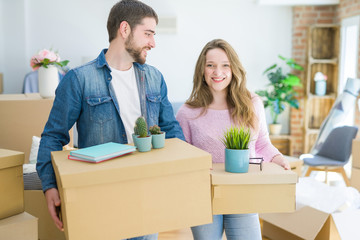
[256,55,303,135]
[221,126,251,173]
[133,116,152,152]
[149,125,165,149]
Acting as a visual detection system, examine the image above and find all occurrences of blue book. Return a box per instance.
[69,142,136,163]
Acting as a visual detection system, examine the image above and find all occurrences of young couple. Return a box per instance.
[36,0,289,239]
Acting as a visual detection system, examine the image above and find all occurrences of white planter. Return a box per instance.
[269,123,282,135]
[38,65,59,98]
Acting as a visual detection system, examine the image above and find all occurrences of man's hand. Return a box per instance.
[271,155,290,170]
[44,188,64,231]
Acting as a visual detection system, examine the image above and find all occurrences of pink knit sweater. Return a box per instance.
[176,94,281,163]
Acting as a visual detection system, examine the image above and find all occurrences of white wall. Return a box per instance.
[0,0,3,77]
[1,0,293,132]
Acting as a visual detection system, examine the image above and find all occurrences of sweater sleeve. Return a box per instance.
[175,105,192,144]
[253,95,282,162]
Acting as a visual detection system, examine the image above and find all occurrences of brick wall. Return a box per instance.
[290,0,360,156]
[291,5,337,156]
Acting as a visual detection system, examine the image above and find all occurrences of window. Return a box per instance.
[339,15,360,93]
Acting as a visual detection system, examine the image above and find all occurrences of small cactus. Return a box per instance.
[135,116,148,137]
[149,125,162,135]
[134,125,139,135]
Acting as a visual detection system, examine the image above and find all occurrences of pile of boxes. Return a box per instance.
[0,93,67,240]
[0,149,38,240]
[351,139,360,191]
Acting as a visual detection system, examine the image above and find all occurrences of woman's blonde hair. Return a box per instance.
[186,39,257,129]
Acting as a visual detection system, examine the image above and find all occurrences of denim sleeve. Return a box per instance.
[36,70,82,192]
[158,75,185,141]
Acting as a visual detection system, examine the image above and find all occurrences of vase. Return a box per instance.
[38,65,59,98]
[269,123,282,135]
[225,148,249,173]
[151,132,165,149]
[315,80,326,96]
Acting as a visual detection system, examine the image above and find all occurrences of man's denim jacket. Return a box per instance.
[36,49,185,192]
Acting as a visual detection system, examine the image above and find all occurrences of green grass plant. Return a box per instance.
[221,126,251,150]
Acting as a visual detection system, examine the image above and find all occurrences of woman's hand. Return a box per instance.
[271,155,290,170]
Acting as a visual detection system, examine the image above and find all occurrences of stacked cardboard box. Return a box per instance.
[0,93,70,239]
[0,149,38,240]
[351,139,360,191]
[211,162,297,214]
[0,149,25,219]
[52,138,213,240]
[0,94,54,163]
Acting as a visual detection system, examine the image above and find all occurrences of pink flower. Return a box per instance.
[30,49,68,71]
[37,49,59,62]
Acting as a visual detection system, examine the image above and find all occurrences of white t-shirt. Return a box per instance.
[110,65,141,143]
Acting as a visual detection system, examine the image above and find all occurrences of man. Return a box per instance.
[36,1,184,239]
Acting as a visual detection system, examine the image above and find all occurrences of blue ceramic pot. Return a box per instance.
[135,135,152,152]
[225,148,249,173]
[132,134,139,147]
[151,132,165,149]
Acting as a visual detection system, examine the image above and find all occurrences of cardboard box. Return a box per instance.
[0,149,25,219]
[0,212,38,240]
[351,167,360,191]
[261,206,341,240]
[352,139,360,168]
[52,138,212,240]
[285,155,304,176]
[211,162,297,214]
[24,190,66,240]
[0,94,53,163]
[0,94,73,163]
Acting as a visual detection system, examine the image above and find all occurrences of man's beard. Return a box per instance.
[125,34,147,64]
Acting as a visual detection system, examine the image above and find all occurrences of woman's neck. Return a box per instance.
[208,91,228,110]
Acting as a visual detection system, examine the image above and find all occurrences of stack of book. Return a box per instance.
[68,142,136,163]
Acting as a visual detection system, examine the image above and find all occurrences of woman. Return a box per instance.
[176,39,290,240]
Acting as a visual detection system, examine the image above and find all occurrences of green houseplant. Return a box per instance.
[133,116,152,152]
[221,126,251,173]
[149,124,165,149]
[256,55,303,135]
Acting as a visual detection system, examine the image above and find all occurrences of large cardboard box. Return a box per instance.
[0,94,53,163]
[52,138,212,240]
[0,212,38,240]
[24,190,66,240]
[211,162,297,214]
[285,155,304,176]
[352,139,360,168]
[0,149,25,219]
[351,167,360,191]
[261,206,341,240]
